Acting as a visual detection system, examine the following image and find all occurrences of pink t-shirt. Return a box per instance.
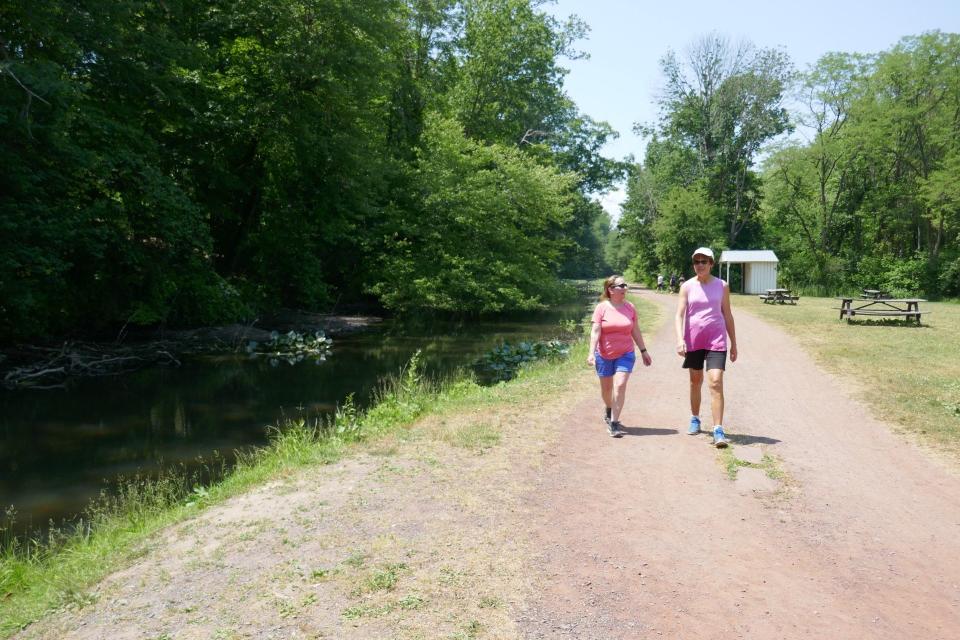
[683,276,728,351]
[592,301,637,359]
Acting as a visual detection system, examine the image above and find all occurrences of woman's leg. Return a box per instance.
[707,368,725,427]
[611,371,631,422]
[599,375,613,415]
[688,368,704,416]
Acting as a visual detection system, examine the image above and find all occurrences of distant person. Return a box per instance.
[669,273,678,293]
[656,273,665,291]
[675,248,738,447]
[587,275,653,437]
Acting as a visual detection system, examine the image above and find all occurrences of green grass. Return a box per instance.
[361,562,407,594]
[741,294,960,456]
[720,450,787,482]
[0,296,661,638]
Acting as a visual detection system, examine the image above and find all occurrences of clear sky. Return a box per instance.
[546,0,960,216]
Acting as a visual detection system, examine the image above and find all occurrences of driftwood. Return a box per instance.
[1,312,381,390]
[2,343,182,389]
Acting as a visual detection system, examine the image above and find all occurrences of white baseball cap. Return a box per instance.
[692,247,714,260]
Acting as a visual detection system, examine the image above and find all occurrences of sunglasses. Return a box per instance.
[692,259,711,265]
[609,283,628,289]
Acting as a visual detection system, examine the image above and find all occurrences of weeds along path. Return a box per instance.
[517,288,960,639]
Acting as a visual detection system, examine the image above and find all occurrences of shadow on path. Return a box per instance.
[619,426,677,437]
[726,433,781,446]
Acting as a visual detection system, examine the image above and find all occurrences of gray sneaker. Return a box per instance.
[607,419,621,437]
[611,420,626,437]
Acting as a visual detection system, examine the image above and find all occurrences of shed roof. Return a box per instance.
[719,250,779,263]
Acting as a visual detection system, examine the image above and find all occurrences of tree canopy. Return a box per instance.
[0,0,623,341]
[620,31,960,299]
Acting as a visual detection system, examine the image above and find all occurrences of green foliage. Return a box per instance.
[448,0,586,146]
[854,254,933,298]
[372,115,576,313]
[651,34,793,245]
[559,196,614,278]
[651,183,726,268]
[333,394,363,438]
[938,257,960,297]
[756,32,960,297]
[473,339,570,383]
[0,0,611,341]
[622,30,960,299]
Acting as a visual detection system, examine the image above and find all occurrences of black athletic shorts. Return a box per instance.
[682,349,726,371]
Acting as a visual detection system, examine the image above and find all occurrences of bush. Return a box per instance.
[853,254,931,298]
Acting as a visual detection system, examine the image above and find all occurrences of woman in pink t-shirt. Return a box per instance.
[675,247,738,447]
[587,275,653,437]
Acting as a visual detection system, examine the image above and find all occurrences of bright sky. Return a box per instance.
[547,0,960,217]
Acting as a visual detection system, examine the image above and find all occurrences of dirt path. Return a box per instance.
[517,289,960,639]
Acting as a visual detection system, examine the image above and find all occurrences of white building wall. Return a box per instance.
[743,263,777,294]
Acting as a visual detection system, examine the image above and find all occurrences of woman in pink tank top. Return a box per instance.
[674,247,738,447]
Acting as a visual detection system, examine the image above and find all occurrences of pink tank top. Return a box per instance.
[683,277,728,351]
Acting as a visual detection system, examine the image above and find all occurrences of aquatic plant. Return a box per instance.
[474,339,570,383]
[245,330,332,366]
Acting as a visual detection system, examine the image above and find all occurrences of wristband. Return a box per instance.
[640,348,648,353]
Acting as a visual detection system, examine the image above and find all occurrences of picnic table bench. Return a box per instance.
[758,288,800,304]
[835,297,928,323]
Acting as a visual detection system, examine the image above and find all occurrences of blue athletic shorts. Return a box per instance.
[594,350,636,377]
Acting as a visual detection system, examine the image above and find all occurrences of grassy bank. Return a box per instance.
[0,353,443,634]
[741,294,960,459]
[0,296,659,637]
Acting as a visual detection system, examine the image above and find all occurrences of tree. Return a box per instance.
[656,33,793,244]
[0,0,235,337]
[759,53,869,287]
[372,115,575,313]
[447,0,586,146]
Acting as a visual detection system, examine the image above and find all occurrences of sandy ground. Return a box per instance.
[13,288,960,639]
[517,289,960,639]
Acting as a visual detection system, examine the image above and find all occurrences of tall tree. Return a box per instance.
[373,115,575,313]
[760,53,869,286]
[656,33,793,244]
[447,0,585,146]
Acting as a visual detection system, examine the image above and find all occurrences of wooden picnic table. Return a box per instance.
[836,297,928,323]
[758,288,799,304]
[861,289,891,300]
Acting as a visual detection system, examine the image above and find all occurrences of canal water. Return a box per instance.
[0,295,593,536]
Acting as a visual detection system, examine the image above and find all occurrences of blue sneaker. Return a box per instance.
[688,416,701,435]
[712,425,729,448]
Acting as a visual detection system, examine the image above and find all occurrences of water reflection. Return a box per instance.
[0,298,591,535]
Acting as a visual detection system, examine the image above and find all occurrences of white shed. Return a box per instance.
[718,250,779,294]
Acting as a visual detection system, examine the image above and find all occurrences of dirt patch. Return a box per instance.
[517,290,960,639]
